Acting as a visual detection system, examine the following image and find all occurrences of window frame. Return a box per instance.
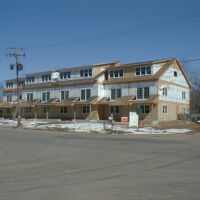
[27,93,33,102]
[43,107,50,114]
[25,107,32,114]
[182,91,186,99]
[135,66,152,76]
[80,69,92,78]
[137,104,150,114]
[162,104,168,114]
[81,89,91,101]
[109,69,124,79]
[110,106,120,114]
[162,87,168,96]
[42,92,50,102]
[110,88,122,100]
[82,105,90,113]
[42,74,51,82]
[60,106,68,114]
[60,90,69,100]
[6,96,12,102]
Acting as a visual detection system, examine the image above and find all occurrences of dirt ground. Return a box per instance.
[152,120,200,132]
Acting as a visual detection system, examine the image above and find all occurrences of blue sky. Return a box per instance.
[0,0,200,81]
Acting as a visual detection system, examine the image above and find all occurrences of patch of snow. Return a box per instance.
[165,128,191,133]
[0,120,17,127]
[0,120,192,135]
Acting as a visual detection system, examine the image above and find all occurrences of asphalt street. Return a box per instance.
[0,127,200,200]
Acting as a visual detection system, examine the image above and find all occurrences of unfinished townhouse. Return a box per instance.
[0,58,190,121]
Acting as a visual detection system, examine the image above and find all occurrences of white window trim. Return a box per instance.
[137,104,151,114]
[80,88,91,101]
[162,104,168,114]
[60,106,68,114]
[82,105,90,114]
[136,87,149,100]
[110,88,122,101]
[135,66,152,76]
[109,69,124,79]
[60,90,70,100]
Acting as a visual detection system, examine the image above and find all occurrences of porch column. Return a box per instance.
[34,106,37,120]
[46,107,49,119]
[73,104,76,121]
[89,104,92,120]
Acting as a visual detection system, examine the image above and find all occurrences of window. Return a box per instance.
[60,72,71,79]
[144,87,149,99]
[61,91,69,100]
[162,105,168,114]
[83,105,90,113]
[27,93,33,101]
[141,67,146,75]
[135,66,152,76]
[80,69,92,77]
[6,82,13,88]
[181,107,186,114]
[174,71,178,77]
[137,87,149,99]
[25,107,32,114]
[111,89,122,100]
[182,91,186,99]
[146,66,152,75]
[43,107,49,113]
[5,108,11,113]
[109,69,123,78]
[110,106,120,114]
[42,74,51,82]
[137,88,143,99]
[19,81,25,87]
[26,76,35,83]
[7,96,12,102]
[42,92,50,102]
[162,87,168,96]
[81,89,91,100]
[137,104,150,114]
[60,106,68,114]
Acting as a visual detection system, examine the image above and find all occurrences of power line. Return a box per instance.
[22,10,200,49]
[184,58,200,62]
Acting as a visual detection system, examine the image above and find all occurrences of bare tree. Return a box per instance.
[0,81,4,99]
[190,75,200,113]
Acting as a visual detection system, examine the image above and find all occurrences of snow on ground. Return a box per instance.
[0,120,191,134]
[22,121,191,134]
[0,119,17,127]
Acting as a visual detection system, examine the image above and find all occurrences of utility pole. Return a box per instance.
[6,48,25,127]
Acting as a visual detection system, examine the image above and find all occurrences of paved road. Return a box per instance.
[0,128,200,200]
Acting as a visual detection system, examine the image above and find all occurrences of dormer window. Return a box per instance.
[42,74,51,82]
[162,87,168,96]
[6,82,13,88]
[26,76,35,83]
[7,96,12,102]
[135,66,152,76]
[19,81,25,87]
[109,69,123,78]
[60,71,71,79]
[80,69,92,78]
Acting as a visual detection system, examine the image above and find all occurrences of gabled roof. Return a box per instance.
[102,59,190,88]
[174,59,191,88]
[131,94,159,104]
[110,96,135,106]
